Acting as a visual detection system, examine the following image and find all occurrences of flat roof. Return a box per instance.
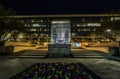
[8,14,120,18]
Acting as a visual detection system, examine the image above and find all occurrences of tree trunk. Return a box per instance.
[119,42,120,47]
[0,41,5,46]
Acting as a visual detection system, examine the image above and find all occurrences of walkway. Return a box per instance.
[0,48,107,58]
[0,48,120,79]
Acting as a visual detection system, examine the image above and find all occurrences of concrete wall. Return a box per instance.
[87,42,119,47]
[5,41,34,47]
[13,47,36,53]
[5,42,36,53]
[4,41,118,54]
[84,47,109,53]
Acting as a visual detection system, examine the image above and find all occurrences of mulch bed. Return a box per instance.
[10,63,102,79]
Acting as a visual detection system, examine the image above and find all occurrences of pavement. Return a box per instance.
[0,48,120,79]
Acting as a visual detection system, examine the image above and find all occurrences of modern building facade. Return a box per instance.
[9,14,120,44]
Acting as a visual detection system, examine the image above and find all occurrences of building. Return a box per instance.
[8,14,120,44]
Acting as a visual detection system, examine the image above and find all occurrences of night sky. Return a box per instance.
[0,0,120,15]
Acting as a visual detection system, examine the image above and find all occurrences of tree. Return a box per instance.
[0,5,25,46]
[100,14,120,56]
[102,18,120,41]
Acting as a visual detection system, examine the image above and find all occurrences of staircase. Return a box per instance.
[0,49,107,59]
[72,49,107,58]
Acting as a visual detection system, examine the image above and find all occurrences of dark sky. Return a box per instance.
[0,0,120,15]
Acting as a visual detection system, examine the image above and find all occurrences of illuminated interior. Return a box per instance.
[51,20,71,44]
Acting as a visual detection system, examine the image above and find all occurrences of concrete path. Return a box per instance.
[0,49,120,79]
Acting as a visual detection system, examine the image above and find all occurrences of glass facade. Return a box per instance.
[7,14,120,43]
[51,20,71,44]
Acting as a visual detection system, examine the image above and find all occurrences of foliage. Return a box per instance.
[102,20,120,31]
[101,16,120,41]
[0,5,25,42]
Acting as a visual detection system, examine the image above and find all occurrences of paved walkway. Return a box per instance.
[0,49,108,58]
[0,49,120,79]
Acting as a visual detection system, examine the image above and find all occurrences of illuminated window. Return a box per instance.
[76,24,80,27]
[31,20,35,22]
[40,20,43,22]
[111,17,120,21]
[21,20,24,22]
[78,29,80,31]
[40,28,41,31]
[44,29,47,32]
[32,24,46,27]
[32,24,40,27]
[100,19,103,22]
[82,18,85,22]
[87,23,101,27]
[76,23,101,27]
[24,24,27,27]
[72,33,76,36]
[73,24,76,26]
[83,29,90,31]
[30,29,36,31]
[93,29,96,31]
[28,24,30,27]
[25,24,30,27]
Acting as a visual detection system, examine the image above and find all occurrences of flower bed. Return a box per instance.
[10,63,102,79]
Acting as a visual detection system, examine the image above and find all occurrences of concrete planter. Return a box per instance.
[48,44,71,54]
[5,46,14,54]
[0,46,5,53]
[109,47,120,57]
[0,41,5,46]
[46,44,74,58]
[0,41,6,53]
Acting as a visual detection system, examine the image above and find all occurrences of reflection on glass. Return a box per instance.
[51,20,71,44]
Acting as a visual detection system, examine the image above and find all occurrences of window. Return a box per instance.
[32,24,40,27]
[32,24,46,27]
[82,29,90,31]
[30,29,36,31]
[111,17,120,21]
[87,23,101,27]
[31,20,35,22]
[76,23,101,27]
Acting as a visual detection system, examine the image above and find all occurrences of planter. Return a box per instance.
[0,46,5,53]
[5,46,14,54]
[0,41,5,46]
[109,47,120,56]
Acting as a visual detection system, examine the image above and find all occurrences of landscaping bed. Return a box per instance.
[10,63,102,79]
